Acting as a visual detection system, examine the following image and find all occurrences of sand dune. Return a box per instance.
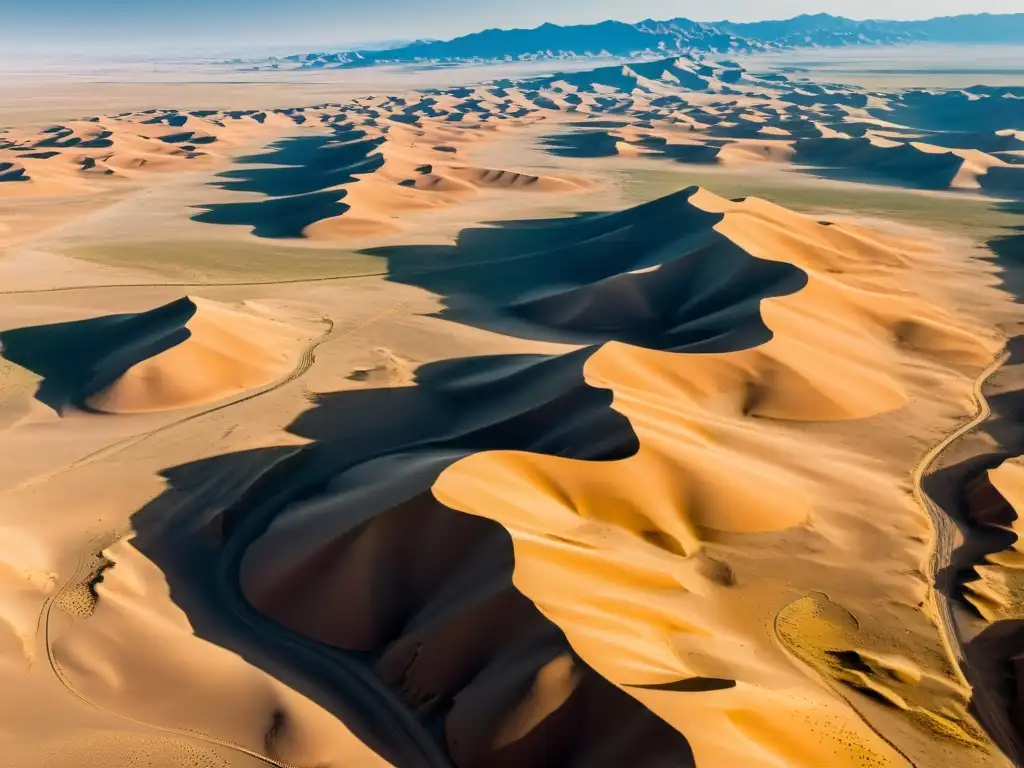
[88,298,315,414]
[963,459,1024,622]
[232,187,1004,767]
[188,114,584,240]
[4,55,1020,252]
[0,297,314,415]
[431,190,1000,765]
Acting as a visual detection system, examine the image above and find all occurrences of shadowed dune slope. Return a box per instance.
[959,458,1024,750]
[431,190,1000,765]
[964,459,1024,623]
[237,188,1001,767]
[0,297,311,414]
[369,187,806,351]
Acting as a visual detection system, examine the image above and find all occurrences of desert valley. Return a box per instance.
[2,9,1024,768]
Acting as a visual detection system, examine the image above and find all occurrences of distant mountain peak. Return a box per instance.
[265,12,1024,72]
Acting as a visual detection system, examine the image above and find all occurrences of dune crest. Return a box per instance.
[86,297,316,414]
[234,185,1005,766]
[431,187,1001,766]
[0,296,317,416]
[964,459,1024,622]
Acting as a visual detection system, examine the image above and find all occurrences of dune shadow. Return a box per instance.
[542,130,621,159]
[964,619,1024,762]
[792,137,966,191]
[0,161,29,182]
[0,298,196,414]
[211,130,385,197]
[872,90,1024,134]
[190,126,385,238]
[363,187,808,352]
[625,678,737,693]
[542,129,725,164]
[192,188,354,239]
[988,200,1024,303]
[126,344,706,766]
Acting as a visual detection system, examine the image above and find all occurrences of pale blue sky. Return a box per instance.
[5,0,1020,55]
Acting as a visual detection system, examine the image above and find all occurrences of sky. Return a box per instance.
[5,0,1021,56]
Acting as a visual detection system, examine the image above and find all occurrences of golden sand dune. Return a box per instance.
[233,187,1003,767]
[0,297,315,415]
[87,297,315,414]
[430,191,1000,766]
[964,459,1024,622]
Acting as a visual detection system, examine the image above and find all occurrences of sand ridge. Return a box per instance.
[229,187,1009,767]
[0,296,319,416]
[428,188,1004,766]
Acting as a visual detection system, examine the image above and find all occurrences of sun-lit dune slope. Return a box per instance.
[239,187,1000,767]
[0,109,315,200]
[963,459,1024,622]
[0,297,314,415]
[430,190,1001,765]
[793,136,1022,191]
[187,113,584,240]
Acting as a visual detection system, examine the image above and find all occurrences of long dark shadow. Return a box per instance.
[125,191,812,766]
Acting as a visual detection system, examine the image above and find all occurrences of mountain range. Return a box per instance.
[266,13,1024,70]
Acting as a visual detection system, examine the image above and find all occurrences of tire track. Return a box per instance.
[34,301,449,767]
[914,350,1008,690]
[38,543,296,768]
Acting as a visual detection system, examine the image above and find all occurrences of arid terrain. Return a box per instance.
[1,43,1023,768]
